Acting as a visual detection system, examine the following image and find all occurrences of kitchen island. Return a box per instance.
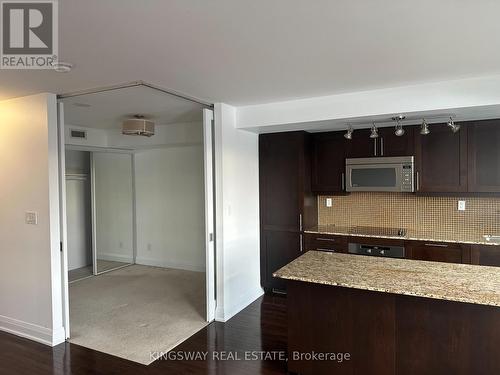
[274,251,500,375]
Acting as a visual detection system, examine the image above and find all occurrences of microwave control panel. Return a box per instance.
[401,164,414,192]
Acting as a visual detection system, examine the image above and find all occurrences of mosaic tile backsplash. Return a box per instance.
[318,193,500,242]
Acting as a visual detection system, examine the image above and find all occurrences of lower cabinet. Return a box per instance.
[405,241,470,264]
[304,233,348,253]
[261,230,302,291]
[471,244,500,267]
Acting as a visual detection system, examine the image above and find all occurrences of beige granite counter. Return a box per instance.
[305,224,500,246]
[274,251,500,307]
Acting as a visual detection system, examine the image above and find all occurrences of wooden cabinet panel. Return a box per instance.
[304,233,348,253]
[468,120,500,193]
[259,131,317,291]
[346,129,377,158]
[471,245,500,267]
[378,126,415,157]
[311,131,346,193]
[406,241,469,264]
[262,230,301,291]
[415,122,468,192]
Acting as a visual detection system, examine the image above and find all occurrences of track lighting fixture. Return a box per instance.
[393,115,405,137]
[420,119,430,135]
[369,123,379,138]
[447,117,460,133]
[344,125,353,140]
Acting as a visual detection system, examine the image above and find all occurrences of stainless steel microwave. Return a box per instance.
[345,156,414,192]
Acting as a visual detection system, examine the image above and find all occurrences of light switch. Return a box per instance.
[458,200,466,211]
[25,211,38,225]
[326,198,333,207]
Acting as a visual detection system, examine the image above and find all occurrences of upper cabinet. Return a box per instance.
[345,129,377,158]
[377,126,415,157]
[414,123,468,193]
[468,120,500,193]
[311,132,347,193]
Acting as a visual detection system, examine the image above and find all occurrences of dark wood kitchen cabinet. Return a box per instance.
[311,131,347,193]
[406,241,470,264]
[345,129,377,158]
[377,126,415,157]
[414,122,468,193]
[471,244,500,267]
[468,119,500,193]
[304,233,348,253]
[259,131,317,291]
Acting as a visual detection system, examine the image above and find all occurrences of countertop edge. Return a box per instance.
[273,272,500,308]
[304,230,500,246]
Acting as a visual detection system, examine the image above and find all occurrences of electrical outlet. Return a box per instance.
[25,211,38,225]
[326,198,333,207]
[458,200,466,211]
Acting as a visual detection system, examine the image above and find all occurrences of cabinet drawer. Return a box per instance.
[471,245,500,267]
[304,233,348,253]
[406,241,470,264]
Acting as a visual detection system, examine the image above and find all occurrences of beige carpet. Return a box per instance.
[69,264,207,365]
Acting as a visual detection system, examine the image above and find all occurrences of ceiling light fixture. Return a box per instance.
[52,61,73,73]
[122,115,155,137]
[344,125,353,140]
[369,123,379,138]
[447,117,460,133]
[393,115,406,137]
[420,119,430,135]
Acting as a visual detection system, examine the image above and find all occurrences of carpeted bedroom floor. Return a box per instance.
[68,264,207,365]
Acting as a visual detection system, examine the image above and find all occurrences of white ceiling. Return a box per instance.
[61,85,204,129]
[1,1,500,105]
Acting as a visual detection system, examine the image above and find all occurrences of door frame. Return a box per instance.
[58,104,218,336]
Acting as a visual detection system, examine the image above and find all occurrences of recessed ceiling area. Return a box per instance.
[61,85,206,129]
[1,1,500,105]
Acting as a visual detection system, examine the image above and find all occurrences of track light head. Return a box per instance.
[420,119,430,135]
[344,125,353,140]
[369,123,379,138]
[392,115,405,137]
[447,117,460,133]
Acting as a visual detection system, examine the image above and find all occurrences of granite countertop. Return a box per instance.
[274,251,500,307]
[305,224,500,246]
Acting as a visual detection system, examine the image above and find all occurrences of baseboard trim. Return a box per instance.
[216,287,264,322]
[98,252,134,264]
[0,314,65,346]
[135,257,205,272]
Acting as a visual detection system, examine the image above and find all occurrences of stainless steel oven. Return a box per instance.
[345,156,414,192]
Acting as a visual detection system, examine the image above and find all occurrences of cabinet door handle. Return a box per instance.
[374,138,378,156]
[380,137,384,156]
[300,234,304,252]
[317,248,336,252]
[317,238,336,242]
[341,172,345,190]
[425,243,448,248]
[299,214,303,231]
[416,171,420,191]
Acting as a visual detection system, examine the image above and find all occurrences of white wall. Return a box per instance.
[0,93,64,346]
[134,144,205,272]
[214,103,262,321]
[93,152,134,263]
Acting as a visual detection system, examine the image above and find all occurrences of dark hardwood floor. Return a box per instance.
[0,294,287,375]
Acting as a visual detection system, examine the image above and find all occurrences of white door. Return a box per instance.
[203,108,216,322]
[57,101,70,339]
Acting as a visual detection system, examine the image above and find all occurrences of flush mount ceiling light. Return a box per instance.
[344,125,353,140]
[52,61,73,73]
[392,115,406,137]
[369,123,379,138]
[420,119,430,135]
[447,117,460,133]
[122,115,155,137]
